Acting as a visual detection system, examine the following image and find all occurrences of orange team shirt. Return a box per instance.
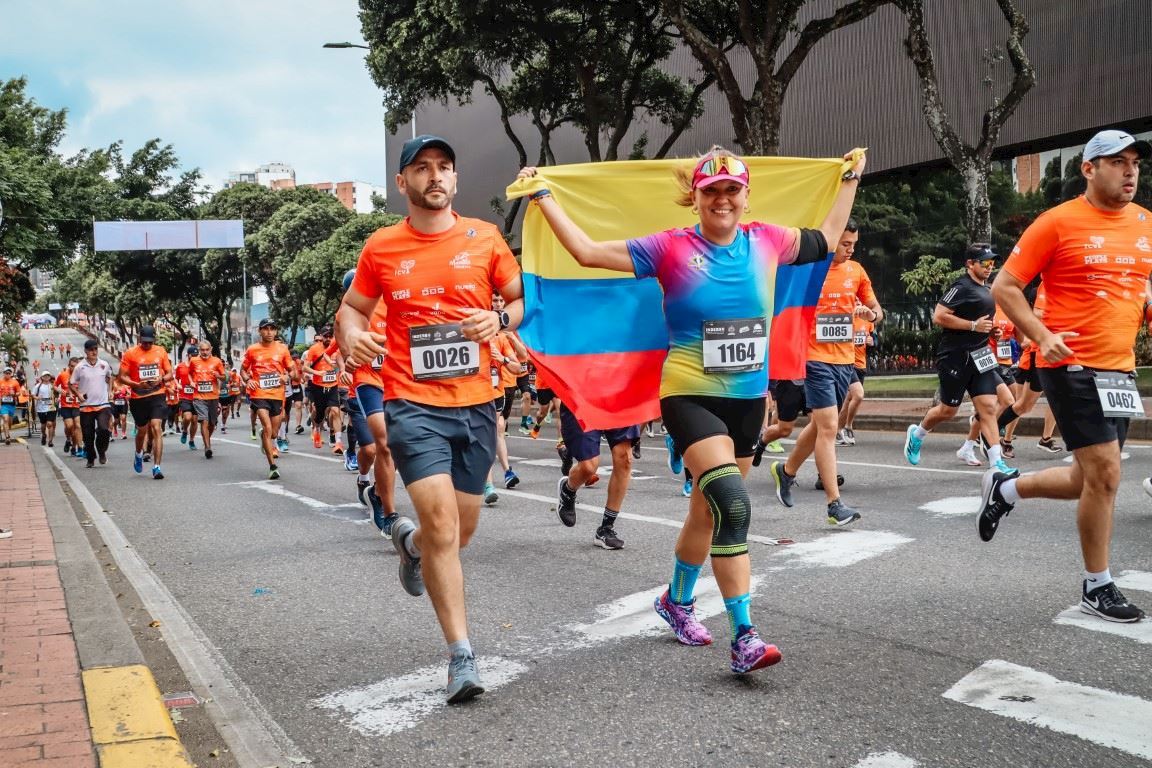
[303,342,339,388]
[990,306,1016,365]
[490,332,518,389]
[351,213,520,407]
[808,260,877,366]
[119,345,172,399]
[289,357,303,387]
[0,379,20,405]
[852,316,873,370]
[1004,196,1152,371]
[55,370,78,408]
[227,370,243,396]
[175,362,195,400]
[243,342,293,401]
[188,356,226,400]
[165,382,179,406]
[112,386,130,406]
[347,301,389,393]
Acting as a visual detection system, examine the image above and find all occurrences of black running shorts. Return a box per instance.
[937,350,1001,407]
[661,394,766,460]
[1038,366,1130,451]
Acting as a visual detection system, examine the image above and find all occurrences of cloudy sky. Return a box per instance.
[1,0,394,192]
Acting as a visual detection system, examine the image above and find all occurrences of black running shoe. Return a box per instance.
[978,469,1015,542]
[769,462,794,508]
[594,526,624,550]
[294,425,305,435]
[556,477,577,527]
[751,439,768,468]
[826,499,861,526]
[631,440,641,460]
[1037,437,1063,453]
[1080,580,1146,623]
[356,479,371,506]
[814,474,845,491]
[557,441,572,476]
[205,449,213,459]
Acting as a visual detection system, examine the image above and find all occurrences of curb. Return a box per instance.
[83,665,194,767]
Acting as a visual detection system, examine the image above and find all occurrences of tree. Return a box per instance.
[0,259,34,321]
[661,0,894,155]
[897,0,1035,243]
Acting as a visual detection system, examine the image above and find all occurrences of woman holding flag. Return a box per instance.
[517,146,865,675]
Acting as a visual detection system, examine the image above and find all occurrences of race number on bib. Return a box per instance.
[139,364,160,381]
[182,386,195,396]
[1095,372,1145,418]
[409,323,480,381]
[197,381,215,394]
[370,354,384,371]
[258,373,281,390]
[702,317,767,374]
[321,370,338,385]
[970,346,997,374]
[0,396,12,404]
[815,313,852,343]
[113,399,126,406]
[996,340,1012,359]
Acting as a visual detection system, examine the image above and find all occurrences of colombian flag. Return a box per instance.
[507,156,849,431]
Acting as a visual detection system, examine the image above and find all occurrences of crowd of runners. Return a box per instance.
[9,127,1150,703]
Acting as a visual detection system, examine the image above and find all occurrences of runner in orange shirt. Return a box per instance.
[175,352,198,450]
[286,350,306,436]
[0,367,20,444]
[836,307,873,447]
[55,358,83,457]
[111,382,131,439]
[302,328,344,453]
[980,129,1152,623]
[188,340,227,459]
[772,219,883,523]
[1000,284,1062,452]
[241,318,293,480]
[118,325,174,479]
[489,293,525,492]
[337,135,523,703]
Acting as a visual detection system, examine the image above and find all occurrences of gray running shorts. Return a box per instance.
[384,399,496,496]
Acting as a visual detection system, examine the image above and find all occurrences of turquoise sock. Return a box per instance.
[723,593,752,639]
[669,558,702,605]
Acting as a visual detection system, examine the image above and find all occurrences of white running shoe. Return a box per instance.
[834,429,850,447]
[956,445,982,466]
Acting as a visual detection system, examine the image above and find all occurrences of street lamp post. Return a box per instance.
[322,42,416,138]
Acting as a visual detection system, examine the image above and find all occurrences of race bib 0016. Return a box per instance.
[409,323,480,381]
[815,313,853,343]
[970,346,997,373]
[701,318,767,374]
[1095,372,1144,418]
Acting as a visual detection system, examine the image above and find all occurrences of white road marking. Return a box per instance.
[852,753,920,768]
[216,437,345,464]
[315,657,528,737]
[43,448,307,767]
[767,530,913,569]
[515,457,658,480]
[1062,451,1129,463]
[943,659,1152,761]
[918,497,981,517]
[837,459,981,476]
[1053,570,1152,644]
[221,480,370,525]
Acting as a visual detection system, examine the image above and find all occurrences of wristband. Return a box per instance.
[529,189,552,202]
[970,320,977,332]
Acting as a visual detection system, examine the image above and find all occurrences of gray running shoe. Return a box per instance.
[826,499,861,526]
[769,462,794,508]
[391,517,425,596]
[446,652,485,704]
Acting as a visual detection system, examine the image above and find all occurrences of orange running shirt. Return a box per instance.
[349,300,389,393]
[165,382,179,406]
[852,316,873,370]
[112,386,130,407]
[242,342,293,400]
[175,362,195,400]
[303,342,338,388]
[0,378,19,405]
[490,332,518,390]
[119,345,172,399]
[990,306,1016,365]
[227,370,243,396]
[808,260,877,366]
[1004,197,1152,370]
[55,370,78,408]
[351,214,520,407]
[188,356,226,400]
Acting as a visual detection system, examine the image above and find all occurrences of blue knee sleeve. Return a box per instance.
[698,464,751,558]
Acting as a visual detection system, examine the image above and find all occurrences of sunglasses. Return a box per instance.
[978,259,996,268]
[696,155,748,178]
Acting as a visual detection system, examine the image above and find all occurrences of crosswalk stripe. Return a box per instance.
[852,753,919,768]
[918,497,981,517]
[943,660,1152,760]
[1053,570,1152,644]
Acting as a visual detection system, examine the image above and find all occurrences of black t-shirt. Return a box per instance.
[936,273,995,355]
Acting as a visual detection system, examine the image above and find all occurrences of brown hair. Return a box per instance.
[673,145,743,208]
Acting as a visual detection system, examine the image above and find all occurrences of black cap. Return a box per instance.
[139,325,156,342]
[318,325,334,337]
[965,243,997,262]
[398,135,455,173]
[258,318,278,330]
[83,339,99,350]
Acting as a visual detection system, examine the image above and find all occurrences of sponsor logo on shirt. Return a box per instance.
[1096,290,1108,299]
[421,286,445,296]
[455,283,477,291]
[450,252,472,268]
[392,289,410,300]
[687,253,706,271]
[1084,254,1107,265]
[1116,256,1136,265]
[1136,237,1151,253]
[396,259,416,275]
[466,228,477,238]
[1084,236,1106,249]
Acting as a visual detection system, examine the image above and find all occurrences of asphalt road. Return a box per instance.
[24,328,1152,767]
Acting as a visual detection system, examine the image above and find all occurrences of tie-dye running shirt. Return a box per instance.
[628,222,821,399]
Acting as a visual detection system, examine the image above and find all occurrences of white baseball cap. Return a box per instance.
[1083,129,1151,162]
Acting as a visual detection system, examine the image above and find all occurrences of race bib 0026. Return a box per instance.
[409,323,480,381]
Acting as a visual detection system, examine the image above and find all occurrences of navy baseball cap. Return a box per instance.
[398,135,455,173]
[258,318,278,330]
[139,325,156,342]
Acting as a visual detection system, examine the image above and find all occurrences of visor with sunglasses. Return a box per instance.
[692,154,750,189]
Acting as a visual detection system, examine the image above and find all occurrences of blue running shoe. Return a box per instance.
[180,433,187,445]
[379,513,399,541]
[903,425,923,466]
[345,452,358,472]
[993,459,1019,477]
[276,437,290,453]
[188,440,196,450]
[682,478,693,497]
[446,652,485,704]
[367,485,388,531]
[133,453,143,474]
[151,466,164,480]
[504,469,519,489]
[665,434,683,475]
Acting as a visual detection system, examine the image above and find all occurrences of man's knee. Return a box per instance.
[611,444,633,473]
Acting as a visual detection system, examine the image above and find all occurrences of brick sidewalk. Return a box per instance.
[0,446,96,766]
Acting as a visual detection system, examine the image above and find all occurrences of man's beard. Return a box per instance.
[408,184,453,211]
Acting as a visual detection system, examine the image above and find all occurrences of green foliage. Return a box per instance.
[899,255,962,297]
[0,330,27,365]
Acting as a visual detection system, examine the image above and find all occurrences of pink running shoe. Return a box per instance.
[730,627,782,674]
[654,590,712,646]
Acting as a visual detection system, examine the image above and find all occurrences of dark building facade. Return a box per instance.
[382,0,1152,227]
